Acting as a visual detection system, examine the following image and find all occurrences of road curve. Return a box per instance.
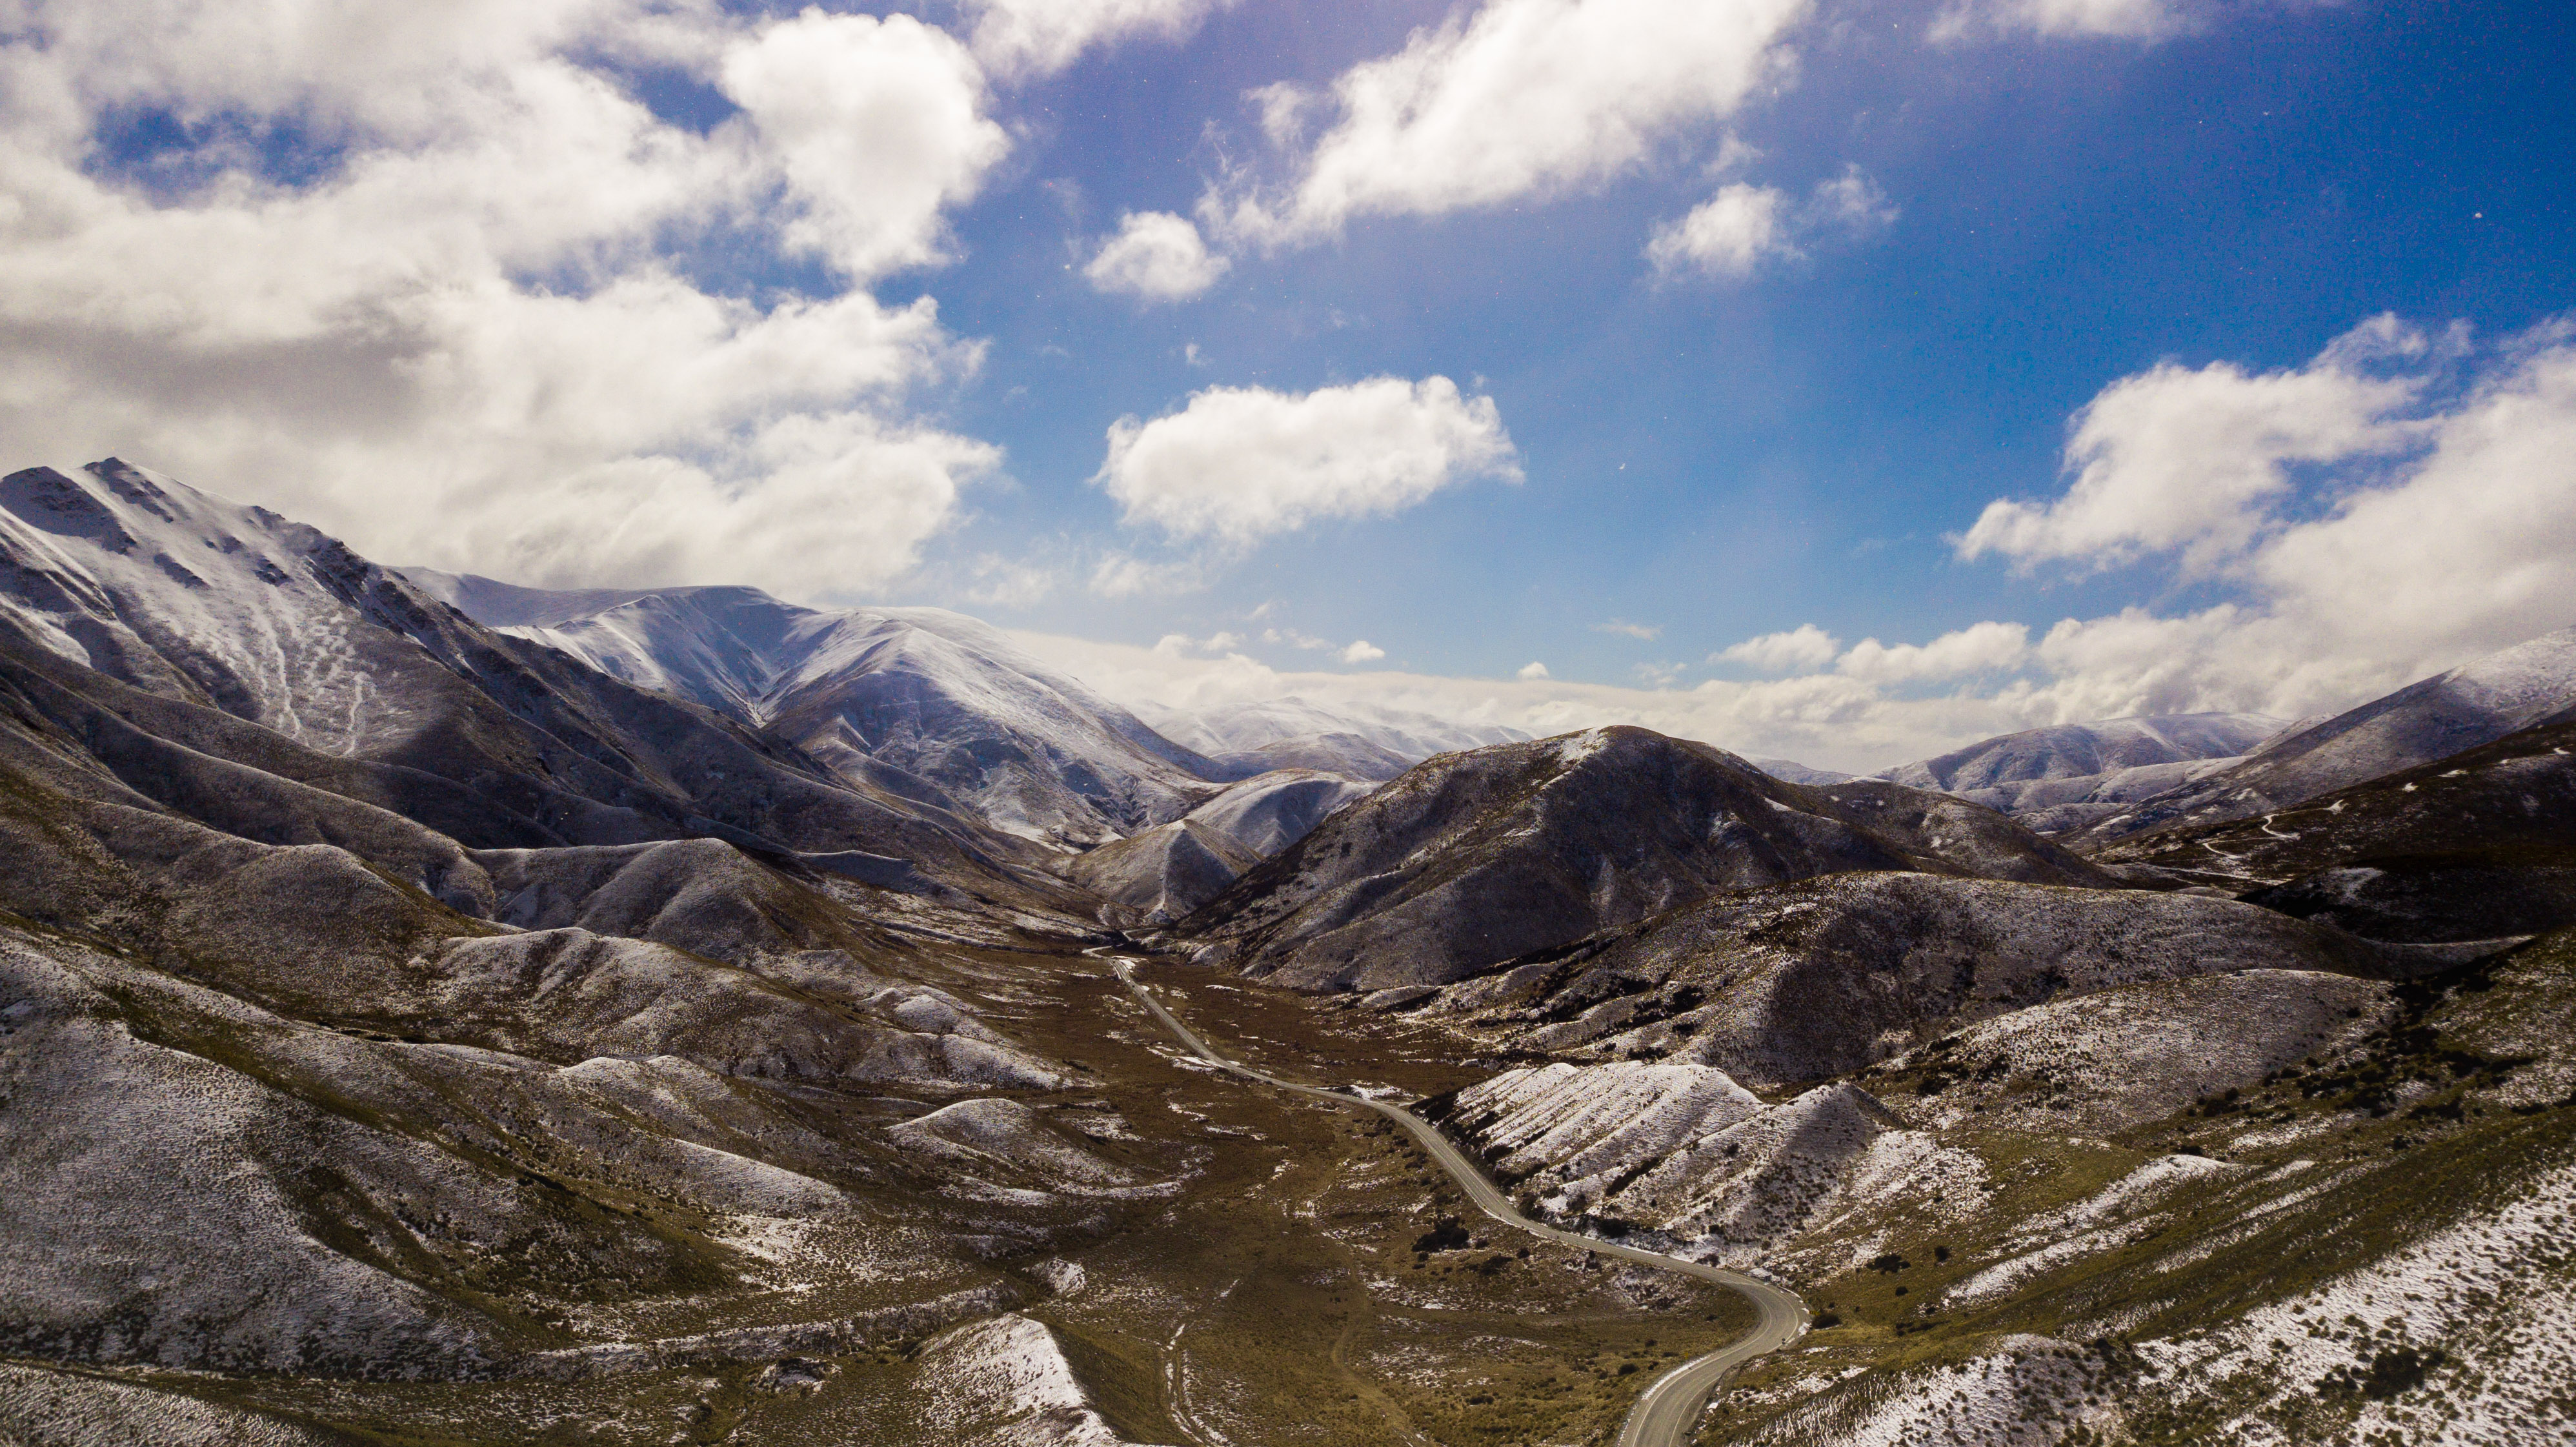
[1112,958,1806,1447]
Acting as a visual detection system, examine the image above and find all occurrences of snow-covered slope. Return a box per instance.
[1135,695,1524,781]
[1879,713,2285,836]
[1070,768,1376,926]
[0,462,1051,895]
[2073,627,2576,846]
[1751,757,1858,786]
[405,572,1220,848]
[1886,714,2288,793]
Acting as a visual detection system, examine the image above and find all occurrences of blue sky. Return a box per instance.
[911,0,2571,667]
[6,0,2573,765]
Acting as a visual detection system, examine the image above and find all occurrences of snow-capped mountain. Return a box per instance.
[404,571,1222,849]
[1879,713,2286,836]
[0,460,1063,898]
[2071,626,2576,845]
[1750,756,1858,786]
[1134,695,1525,780]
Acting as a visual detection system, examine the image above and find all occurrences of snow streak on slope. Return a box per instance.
[1,461,436,758]
[2075,627,2576,845]
[1878,713,2285,836]
[405,572,1218,847]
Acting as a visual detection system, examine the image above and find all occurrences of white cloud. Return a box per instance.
[1957,314,2435,576]
[956,0,1233,80]
[720,9,1010,281]
[1931,0,2202,43]
[1342,639,1387,663]
[1208,0,1814,247]
[1083,210,1230,302]
[1646,182,1795,278]
[1715,623,1840,673]
[1518,661,1551,680]
[1807,163,1898,234]
[1094,376,1520,543]
[1019,315,2576,774]
[0,0,1015,601]
[1834,621,2031,684]
[1647,167,1894,281]
[1947,314,2576,720]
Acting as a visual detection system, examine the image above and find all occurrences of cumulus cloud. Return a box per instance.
[1957,315,2433,576]
[1094,376,1520,543]
[1947,314,2576,720]
[1342,639,1387,663]
[1647,183,1793,278]
[0,0,1012,600]
[1835,621,2031,684]
[1518,661,1551,680]
[1207,0,1813,247]
[1021,314,2576,773]
[956,0,1233,79]
[1807,163,1899,234]
[1083,210,1230,301]
[721,10,1010,281]
[1715,623,1840,673]
[1647,166,1895,281]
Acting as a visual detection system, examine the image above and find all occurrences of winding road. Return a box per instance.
[1112,958,1807,1447]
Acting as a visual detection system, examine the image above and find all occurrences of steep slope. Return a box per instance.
[1408,871,2400,1088]
[2071,625,2576,847]
[1880,713,2284,836]
[1069,769,1376,926]
[1698,934,2576,1447]
[0,462,1070,906]
[1179,727,2114,992]
[2102,714,2576,942]
[407,572,1220,848]
[0,686,1114,1386]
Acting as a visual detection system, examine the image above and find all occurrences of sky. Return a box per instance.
[3,0,2571,769]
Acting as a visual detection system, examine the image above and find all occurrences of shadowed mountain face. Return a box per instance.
[1398,870,2407,1089]
[2098,716,2576,943]
[2066,627,2576,849]
[1177,727,2114,993]
[405,571,1223,850]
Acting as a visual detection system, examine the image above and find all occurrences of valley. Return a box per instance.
[0,460,2570,1447]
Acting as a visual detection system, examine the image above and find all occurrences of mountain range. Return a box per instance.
[3,458,2573,1447]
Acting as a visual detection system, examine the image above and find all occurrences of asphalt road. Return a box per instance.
[1112,958,1807,1447]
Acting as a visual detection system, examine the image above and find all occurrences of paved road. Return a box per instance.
[1112,959,1807,1447]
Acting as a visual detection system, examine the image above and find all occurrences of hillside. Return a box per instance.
[407,572,1222,849]
[2068,627,2576,848]
[1878,713,2285,836]
[1177,726,2113,993]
